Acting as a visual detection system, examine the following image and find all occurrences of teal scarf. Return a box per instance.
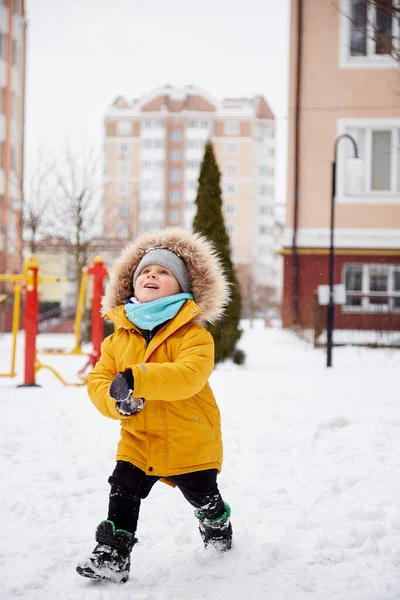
[124,293,194,331]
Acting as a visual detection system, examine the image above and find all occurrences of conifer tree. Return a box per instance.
[192,141,244,364]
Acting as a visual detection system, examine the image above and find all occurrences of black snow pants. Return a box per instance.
[107,460,226,535]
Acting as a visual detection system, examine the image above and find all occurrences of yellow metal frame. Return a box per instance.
[0,282,21,378]
[39,269,89,357]
[34,356,86,387]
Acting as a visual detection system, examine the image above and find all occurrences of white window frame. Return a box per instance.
[169,129,183,141]
[118,201,129,217]
[187,139,205,149]
[142,119,164,129]
[118,161,129,175]
[118,181,129,196]
[142,139,164,149]
[117,221,129,236]
[343,262,400,312]
[118,142,129,157]
[169,170,182,182]
[337,118,400,204]
[224,162,238,176]
[116,121,132,135]
[225,142,239,155]
[186,160,201,170]
[259,184,273,196]
[224,202,237,216]
[168,190,181,204]
[169,150,183,161]
[168,209,181,224]
[224,121,240,136]
[224,182,237,196]
[258,165,273,177]
[339,0,399,68]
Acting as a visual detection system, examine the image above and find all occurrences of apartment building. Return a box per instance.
[282,0,400,330]
[0,0,26,277]
[103,85,278,306]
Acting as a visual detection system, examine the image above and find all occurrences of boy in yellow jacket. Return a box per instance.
[76,228,233,583]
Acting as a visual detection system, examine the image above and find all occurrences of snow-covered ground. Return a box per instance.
[1,321,400,600]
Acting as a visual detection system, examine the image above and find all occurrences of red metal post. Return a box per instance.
[87,257,108,365]
[23,257,39,386]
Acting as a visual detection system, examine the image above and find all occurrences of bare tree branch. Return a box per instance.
[22,152,57,253]
[334,0,400,63]
[49,144,103,297]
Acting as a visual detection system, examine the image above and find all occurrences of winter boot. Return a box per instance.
[195,502,232,552]
[76,520,137,583]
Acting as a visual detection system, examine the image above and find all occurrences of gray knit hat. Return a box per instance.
[133,248,191,293]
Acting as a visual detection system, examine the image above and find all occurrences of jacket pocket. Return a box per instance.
[193,398,214,429]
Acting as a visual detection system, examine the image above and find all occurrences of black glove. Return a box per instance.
[109,371,145,416]
[109,371,134,401]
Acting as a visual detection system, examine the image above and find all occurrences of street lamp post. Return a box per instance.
[326,133,360,368]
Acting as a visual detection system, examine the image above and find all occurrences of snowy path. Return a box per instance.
[1,323,400,599]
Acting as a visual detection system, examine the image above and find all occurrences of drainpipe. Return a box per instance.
[291,0,303,326]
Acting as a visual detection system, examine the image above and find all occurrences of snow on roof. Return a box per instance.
[104,86,274,120]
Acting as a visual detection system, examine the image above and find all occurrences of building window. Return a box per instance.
[187,139,205,149]
[168,191,181,204]
[259,205,273,215]
[142,119,163,129]
[188,180,198,190]
[168,209,181,223]
[116,121,132,135]
[11,40,17,66]
[259,165,273,177]
[226,223,235,236]
[118,161,129,175]
[225,142,239,154]
[169,170,182,182]
[259,225,273,235]
[142,139,163,149]
[341,122,400,198]
[118,202,129,217]
[186,160,201,169]
[343,263,400,312]
[169,129,183,141]
[187,119,210,129]
[118,182,129,196]
[224,183,237,195]
[11,92,17,119]
[259,185,273,196]
[224,121,240,136]
[141,160,164,169]
[14,0,19,13]
[224,202,237,215]
[340,0,398,67]
[118,143,129,157]
[169,150,182,161]
[10,146,16,172]
[224,163,238,175]
[0,33,6,60]
[117,222,129,236]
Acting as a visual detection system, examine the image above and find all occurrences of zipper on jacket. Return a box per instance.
[142,329,152,348]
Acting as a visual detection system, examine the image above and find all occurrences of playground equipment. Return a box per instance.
[0,255,109,386]
[0,281,22,378]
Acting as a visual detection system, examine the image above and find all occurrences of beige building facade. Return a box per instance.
[103,85,278,307]
[282,0,400,330]
[0,0,26,277]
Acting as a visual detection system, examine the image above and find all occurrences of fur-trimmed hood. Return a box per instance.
[102,228,230,324]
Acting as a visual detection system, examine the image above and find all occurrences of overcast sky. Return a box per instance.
[25,0,291,208]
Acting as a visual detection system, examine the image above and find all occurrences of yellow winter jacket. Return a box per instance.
[87,300,223,478]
